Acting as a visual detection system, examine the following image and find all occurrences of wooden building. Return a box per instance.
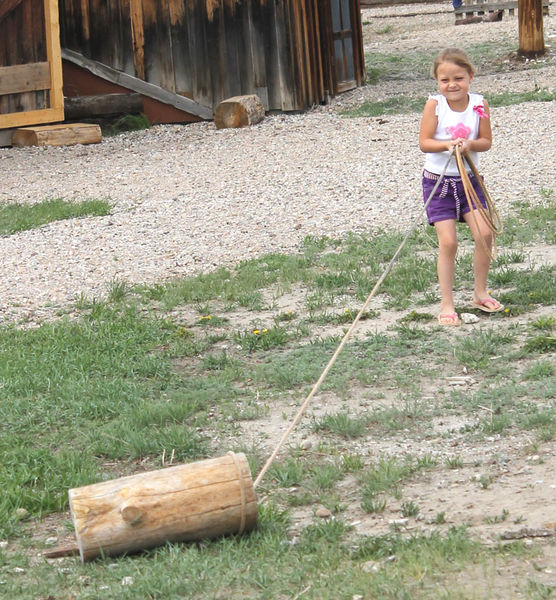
[0,0,64,142]
[58,0,365,123]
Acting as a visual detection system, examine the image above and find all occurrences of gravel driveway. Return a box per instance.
[1,3,555,324]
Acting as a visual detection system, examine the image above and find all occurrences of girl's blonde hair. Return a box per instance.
[432,48,476,78]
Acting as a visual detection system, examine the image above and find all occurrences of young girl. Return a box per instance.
[419,47,503,326]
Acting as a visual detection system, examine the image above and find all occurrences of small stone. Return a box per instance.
[315,507,331,518]
[45,536,58,546]
[121,576,135,586]
[386,555,397,562]
[460,313,479,324]
[299,439,312,450]
[353,595,364,600]
[388,518,408,526]
[362,560,380,573]
[14,508,29,520]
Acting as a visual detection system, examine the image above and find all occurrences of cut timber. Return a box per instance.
[64,93,143,119]
[68,452,257,562]
[214,95,265,129]
[12,123,101,147]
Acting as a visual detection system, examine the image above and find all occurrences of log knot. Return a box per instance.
[120,502,144,526]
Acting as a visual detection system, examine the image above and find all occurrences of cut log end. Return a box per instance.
[214,95,265,130]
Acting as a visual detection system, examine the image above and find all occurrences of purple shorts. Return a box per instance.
[422,170,487,225]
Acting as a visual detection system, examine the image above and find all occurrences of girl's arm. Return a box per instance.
[419,99,449,153]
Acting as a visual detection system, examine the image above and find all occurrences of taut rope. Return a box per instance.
[253,150,457,490]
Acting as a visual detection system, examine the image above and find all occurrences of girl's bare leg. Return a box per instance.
[434,219,458,315]
[463,208,492,302]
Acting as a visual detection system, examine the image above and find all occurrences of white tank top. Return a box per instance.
[424,92,484,176]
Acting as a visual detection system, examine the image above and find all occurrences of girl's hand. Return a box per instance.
[447,138,462,151]
[448,138,471,153]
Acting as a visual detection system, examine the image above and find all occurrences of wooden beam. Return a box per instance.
[12,123,102,146]
[61,47,213,119]
[0,106,64,129]
[0,63,51,95]
[44,0,65,115]
[129,0,146,80]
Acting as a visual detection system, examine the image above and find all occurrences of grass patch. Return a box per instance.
[0,198,111,236]
[0,192,553,597]
[313,411,370,439]
[486,88,556,108]
[100,113,151,136]
[340,96,427,118]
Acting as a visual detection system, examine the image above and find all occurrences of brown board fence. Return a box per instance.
[0,0,64,129]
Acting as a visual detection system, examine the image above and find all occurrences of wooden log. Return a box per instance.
[214,94,265,129]
[63,93,143,119]
[11,123,102,147]
[68,452,258,562]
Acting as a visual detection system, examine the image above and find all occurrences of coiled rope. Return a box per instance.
[455,146,503,259]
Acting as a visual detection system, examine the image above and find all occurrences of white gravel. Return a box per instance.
[1,4,555,324]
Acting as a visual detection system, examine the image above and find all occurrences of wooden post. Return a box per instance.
[68,452,257,562]
[518,0,546,56]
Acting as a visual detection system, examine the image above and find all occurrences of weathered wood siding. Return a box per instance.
[0,0,64,129]
[59,0,364,113]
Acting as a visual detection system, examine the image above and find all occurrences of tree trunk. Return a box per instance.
[214,95,265,129]
[68,452,257,562]
[519,0,545,56]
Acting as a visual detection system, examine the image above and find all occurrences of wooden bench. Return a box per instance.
[454,0,549,24]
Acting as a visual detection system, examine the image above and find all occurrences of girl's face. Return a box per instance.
[435,61,473,109]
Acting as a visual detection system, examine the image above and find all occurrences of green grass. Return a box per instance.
[0,192,553,597]
[486,89,556,108]
[101,113,151,136]
[0,198,111,236]
[340,96,427,118]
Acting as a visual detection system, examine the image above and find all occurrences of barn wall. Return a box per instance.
[59,0,363,113]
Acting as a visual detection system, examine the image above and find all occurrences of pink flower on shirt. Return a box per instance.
[473,105,489,119]
[447,123,472,140]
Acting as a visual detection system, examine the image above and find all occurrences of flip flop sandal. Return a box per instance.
[438,312,460,326]
[472,298,504,313]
